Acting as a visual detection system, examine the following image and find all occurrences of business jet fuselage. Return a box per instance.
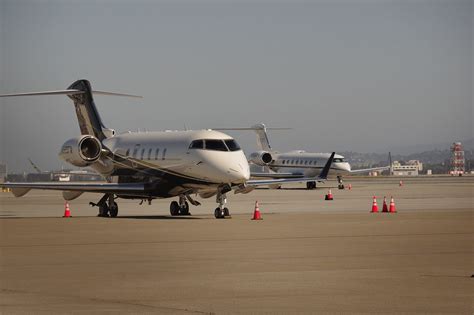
[250,150,350,189]
[247,123,388,189]
[255,151,351,177]
[77,130,251,197]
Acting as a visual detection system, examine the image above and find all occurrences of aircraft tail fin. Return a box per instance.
[0,79,142,140]
[212,123,291,152]
[251,123,272,151]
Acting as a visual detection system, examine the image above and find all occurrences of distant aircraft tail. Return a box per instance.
[251,123,272,151]
[212,123,290,152]
[0,79,142,140]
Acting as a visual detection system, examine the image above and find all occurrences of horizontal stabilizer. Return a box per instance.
[0,90,142,98]
[0,90,84,97]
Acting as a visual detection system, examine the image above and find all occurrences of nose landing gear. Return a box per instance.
[306,181,317,190]
[337,176,345,190]
[214,192,231,219]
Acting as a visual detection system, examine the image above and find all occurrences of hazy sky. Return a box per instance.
[0,0,472,172]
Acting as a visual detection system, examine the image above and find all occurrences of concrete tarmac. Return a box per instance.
[0,176,472,314]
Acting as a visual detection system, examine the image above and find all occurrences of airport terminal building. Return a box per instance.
[391,160,423,176]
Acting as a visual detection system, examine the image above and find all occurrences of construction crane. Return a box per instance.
[27,158,42,174]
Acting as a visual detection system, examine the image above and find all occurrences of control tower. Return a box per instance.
[450,142,465,175]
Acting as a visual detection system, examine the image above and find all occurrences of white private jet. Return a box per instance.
[0,80,335,218]
[224,124,389,190]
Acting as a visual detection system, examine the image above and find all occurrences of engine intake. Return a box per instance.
[249,151,273,166]
[79,136,102,161]
[59,135,103,167]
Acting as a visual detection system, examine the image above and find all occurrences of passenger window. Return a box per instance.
[189,140,204,149]
[125,149,130,157]
[305,160,308,165]
[205,140,228,151]
[155,148,160,160]
[141,148,145,160]
[162,148,167,160]
[148,148,152,160]
[282,160,285,165]
[224,139,241,151]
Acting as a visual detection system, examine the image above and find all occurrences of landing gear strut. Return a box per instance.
[337,176,345,190]
[170,195,190,216]
[90,194,119,217]
[214,192,231,219]
[306,181,317,190]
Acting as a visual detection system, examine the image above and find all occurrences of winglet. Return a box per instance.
[318,152,335,180]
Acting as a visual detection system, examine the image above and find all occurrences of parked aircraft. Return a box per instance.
[0,80,334,218]
[224,124,388,190]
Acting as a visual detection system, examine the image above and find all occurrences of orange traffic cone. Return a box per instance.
[399,180,403,187]
[252,201,263,220]
[63,201,72,218]
[325,189,334,200]
[389,197,397,213]
[348,184,352,190]
[382,196,388,212]
[371,196,379,213]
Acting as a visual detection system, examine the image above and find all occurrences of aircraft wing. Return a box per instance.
[250,172,304,179]
[349,166,390,174]
[0,182,145,197]
[240,152,335,190]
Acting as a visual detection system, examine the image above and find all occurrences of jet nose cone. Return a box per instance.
[342,162,351,172]
[227,162,250,183]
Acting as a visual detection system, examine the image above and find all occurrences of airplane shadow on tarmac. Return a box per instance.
[116,215,203,220]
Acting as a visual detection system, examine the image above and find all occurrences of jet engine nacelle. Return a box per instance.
[59,135,103,167]
[249,151,273,166]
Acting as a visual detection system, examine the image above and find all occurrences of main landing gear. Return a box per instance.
[214,192,231,219]
[337,176,345,190]
[306,181,317,190]
[90,194,119,217]
[169,195,190,216]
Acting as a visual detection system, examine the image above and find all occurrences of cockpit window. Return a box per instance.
[224,139,241,151]
[205,139,228,151]
[333,158,344,163]
[189,139,241,152]
[189,140,204,149]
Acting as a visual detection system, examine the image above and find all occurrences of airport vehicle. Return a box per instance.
[0,80,334,218]
[235,124,389,189]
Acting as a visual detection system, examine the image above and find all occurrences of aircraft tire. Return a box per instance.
[98,205,109,217]
[109,202,118,217]
[170,201,180,216]
[180,201,190,215]
[214,208,225,219]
